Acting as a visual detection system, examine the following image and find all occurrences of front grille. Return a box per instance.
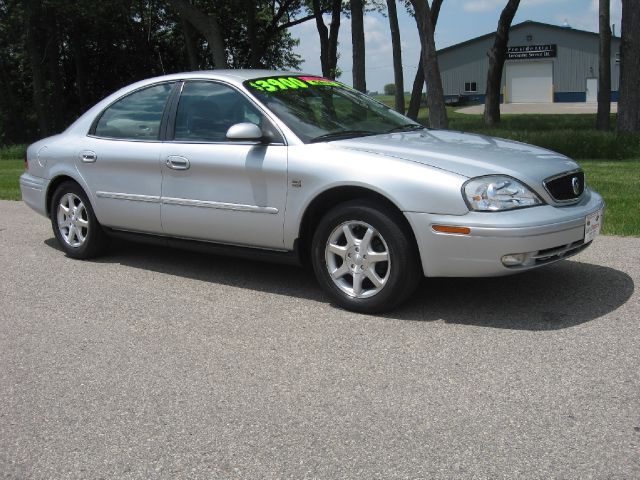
[544,170,585,202]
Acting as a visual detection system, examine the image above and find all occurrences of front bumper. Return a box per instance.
[406,189,605,277]
[20,172,48,217]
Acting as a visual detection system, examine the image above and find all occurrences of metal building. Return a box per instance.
[438,20,621,103]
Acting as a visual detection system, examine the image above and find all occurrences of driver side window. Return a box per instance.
[174,81,269,142]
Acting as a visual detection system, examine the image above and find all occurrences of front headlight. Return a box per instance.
[463,175,543,211]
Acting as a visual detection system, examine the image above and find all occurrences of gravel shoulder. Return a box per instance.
[1,200,638,479]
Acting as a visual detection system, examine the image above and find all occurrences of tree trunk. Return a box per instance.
[386,0,403,112]
[45,17,65,132]
[312,0,330,77]
[483,0,520,125]
[410,0,447,129]
[182,19,199,70]
[596,0,611,131]
[70,24,89,112]
[168,0,226,68]
[406,56,424,120]
[312,0,342,79]
[617,0,640,133]
[25,1,51,136]
[327,0,341,78]
[406,0,443,120]
[245,0,261,68]
[351,0,366,92]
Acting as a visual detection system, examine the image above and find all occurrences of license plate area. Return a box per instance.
[585,208,603,243]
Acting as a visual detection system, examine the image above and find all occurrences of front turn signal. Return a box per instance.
[431,225,471,235]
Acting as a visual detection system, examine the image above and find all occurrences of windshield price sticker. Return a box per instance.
[248,76,341,92]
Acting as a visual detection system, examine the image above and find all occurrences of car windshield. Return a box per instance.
[243,75,424,143]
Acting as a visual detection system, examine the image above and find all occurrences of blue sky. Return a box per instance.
[289,0,622,93]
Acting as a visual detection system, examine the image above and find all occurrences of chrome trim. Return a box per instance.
[96,191,161,203]
[543,168,582,184]
[542,168,583,205]
[161,196,278,214]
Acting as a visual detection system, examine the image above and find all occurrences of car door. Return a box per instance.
[79,82,175,234]
[160,80,288,249]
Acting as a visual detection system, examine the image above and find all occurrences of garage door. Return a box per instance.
[506,62,553,103]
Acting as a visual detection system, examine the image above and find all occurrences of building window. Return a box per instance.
[615,52,621,64]
[464,81,477,93]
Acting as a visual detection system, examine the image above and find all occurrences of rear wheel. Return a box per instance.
[311,200,421,313]
[50,181,108,259]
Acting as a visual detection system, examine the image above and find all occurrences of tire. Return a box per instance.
[50,181,108,259]
[311,199,421,313]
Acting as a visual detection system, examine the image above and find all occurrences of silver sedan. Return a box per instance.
[20,70,604,312]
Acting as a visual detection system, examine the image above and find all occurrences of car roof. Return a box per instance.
[142,69,311,84]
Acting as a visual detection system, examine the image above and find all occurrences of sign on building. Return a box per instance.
[507,44,557,60]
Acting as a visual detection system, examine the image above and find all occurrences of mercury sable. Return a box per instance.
[20,70,604,312]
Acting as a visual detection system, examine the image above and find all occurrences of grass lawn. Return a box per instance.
[580,160,640,236]
[0,159,23,200]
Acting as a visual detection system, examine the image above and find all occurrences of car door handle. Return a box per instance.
[80,151,97,163]
[166,156,190,170]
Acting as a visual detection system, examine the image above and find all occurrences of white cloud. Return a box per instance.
[553,0,622,33]
[462,0,569,13]
[462,0,505,13]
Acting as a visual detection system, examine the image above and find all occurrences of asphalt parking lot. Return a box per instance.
[1,200,639,479]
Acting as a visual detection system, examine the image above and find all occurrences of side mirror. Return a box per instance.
[226,122,263,141]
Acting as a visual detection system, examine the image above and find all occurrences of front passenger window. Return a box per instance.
[174,81,268,142]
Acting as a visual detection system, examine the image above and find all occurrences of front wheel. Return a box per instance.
[311,200,421,313]
[50,181,108,259]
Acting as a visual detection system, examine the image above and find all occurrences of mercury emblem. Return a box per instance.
[571,176,580,195]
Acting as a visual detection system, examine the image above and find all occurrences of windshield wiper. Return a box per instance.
[309,130,378,143]
[386,124,426,133]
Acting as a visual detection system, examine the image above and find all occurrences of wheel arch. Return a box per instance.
[297,186,421,271]
[45,175,87,218]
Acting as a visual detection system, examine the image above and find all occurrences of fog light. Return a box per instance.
[501,253,526,266]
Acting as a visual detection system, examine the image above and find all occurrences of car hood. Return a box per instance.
[334,130,580,181]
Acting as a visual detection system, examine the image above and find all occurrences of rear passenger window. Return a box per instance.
[94,83,173,140]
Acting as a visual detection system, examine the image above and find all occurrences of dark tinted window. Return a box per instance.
[94,83,173,140]
[174,81,270,142]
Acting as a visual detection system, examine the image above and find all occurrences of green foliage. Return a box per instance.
[0,0,307,146]
[384,83,396,95]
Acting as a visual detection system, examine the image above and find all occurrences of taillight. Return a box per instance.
[24,152,28,170]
